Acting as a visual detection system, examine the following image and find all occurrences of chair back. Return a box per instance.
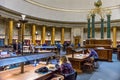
[64,71,77,80]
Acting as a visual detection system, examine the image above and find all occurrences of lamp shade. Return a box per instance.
[21,14,26,20]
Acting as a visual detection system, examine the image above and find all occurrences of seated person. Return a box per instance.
[49,56,76,80]
[56,42,61,54]
[30,43,35,53]
[58,56,74,75]
[78,43,81,47]
[42,43,47,50]
[87,48,99,68]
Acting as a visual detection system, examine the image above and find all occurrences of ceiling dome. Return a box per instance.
[0,0,120,22]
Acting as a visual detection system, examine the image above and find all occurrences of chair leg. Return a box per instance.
[94,62,99,69]
[84,64,94,73]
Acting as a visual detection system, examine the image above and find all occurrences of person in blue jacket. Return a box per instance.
[87,48,99,68]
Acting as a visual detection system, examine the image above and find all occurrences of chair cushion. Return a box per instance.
[64,71,77,80]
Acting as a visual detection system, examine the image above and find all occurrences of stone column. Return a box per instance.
[101,18,104,39]
[8,19,13,45]
[87,18,91,39]
[112,26,117,48]
[51,27,55,45]
[4,19,9,46]
[42,25,46,44]
[61,27,64,44]
[91,14,95,38]
[71,28,74,44]
[21,23,25,41]
[107,14,111,38]
[32,24,36,45]
[18,26,22,42]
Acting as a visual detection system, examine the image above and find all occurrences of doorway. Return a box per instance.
[74,36,81,48]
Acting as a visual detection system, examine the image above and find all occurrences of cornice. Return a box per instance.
[1,5,120,26]
[25,0,120,13]
[0,5,87,24]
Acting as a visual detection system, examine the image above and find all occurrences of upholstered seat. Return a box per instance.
[64,71,77,80]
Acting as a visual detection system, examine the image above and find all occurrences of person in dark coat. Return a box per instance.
[18,42,22,54]
[13,41,17,51]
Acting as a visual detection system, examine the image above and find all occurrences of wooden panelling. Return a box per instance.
[95,49,112,61]
[84,39,112,61]
[85,39,112,48]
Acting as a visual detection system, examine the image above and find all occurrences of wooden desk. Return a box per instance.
[67,54,89,73]
[84,39,112,61]
[0,64,54,80]
[117,48,120,60]
[35,46,58,54]
[37,50,52,53]
[23,46,30,53]
[95,49,112,61]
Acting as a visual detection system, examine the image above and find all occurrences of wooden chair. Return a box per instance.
[83,58,94,73]
[66,47,73,54]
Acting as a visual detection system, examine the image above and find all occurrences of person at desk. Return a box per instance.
[59,56,74,74]
[87,48,99,68]
[50,56,76,80]
[78,43,81,47]
[42,43,47,50]
[12,40,17,52]
[56,42,61,55]
[30,43,35,53]
[18,42,22,54]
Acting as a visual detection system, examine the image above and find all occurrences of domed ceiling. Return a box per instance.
[0,0,120,22]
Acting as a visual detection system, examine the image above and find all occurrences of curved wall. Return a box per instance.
[0,0,120,22]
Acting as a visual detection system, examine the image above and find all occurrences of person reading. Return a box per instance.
[87,48,99,68]
[49,56,76,80]
[59,56,74,75]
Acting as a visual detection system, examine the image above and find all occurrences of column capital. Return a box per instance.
[52,26,55,28]
[31,23,36,26]
[101,18,104,20]
[8,18,14,21]
[42,25,47,27]
[91,14,96,17]
[107,14,111,17]
[112,26,116,28]
[87,18,90,20]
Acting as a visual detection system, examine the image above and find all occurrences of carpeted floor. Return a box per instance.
[60,50,120,80]
[76,54,120,80]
